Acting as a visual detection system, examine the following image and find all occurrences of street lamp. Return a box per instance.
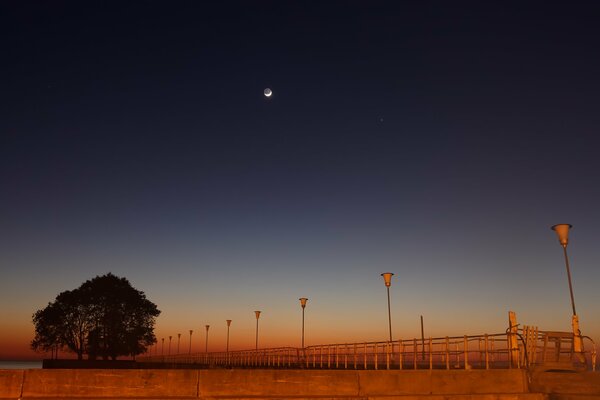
[168,336,172,356]
[177,333,181,354]
[254,311,261,350]
[551,224,584,356]
[188,330,193,354]
[381,272,394,342]
[299,298,308,348]
[226,320,232,352]
[226,320,232,366]
[205,325,210,353]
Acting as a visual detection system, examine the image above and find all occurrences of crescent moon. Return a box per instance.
[264,88,272,97]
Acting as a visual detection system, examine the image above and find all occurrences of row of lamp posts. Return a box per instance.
[153,225,583,360]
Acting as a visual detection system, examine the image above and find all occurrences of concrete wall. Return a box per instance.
[0,369,534,399]
[0,370,23,399]
[529,371,600,396]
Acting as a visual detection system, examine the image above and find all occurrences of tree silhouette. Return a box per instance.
[32,273,160,360]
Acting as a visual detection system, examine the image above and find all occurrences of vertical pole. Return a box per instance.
[226,320,231,353]
[302,307,305,348]
[299,298,308,350]
[421,315,425,360]
[386,342,390,370]
[508,311,519,368]
[399,340,403,370]
[387,286,393,342]
[485,334,489,370]
[226,320,232,366]
[445,337,450,370]
[463,335,468,370]
[255,311,261,350]
[413,338,417,369]
[381,273,394,343]
[562,246,577,316]
[188,330,193,355]
[177,333,181,354]
[205,325,210,353]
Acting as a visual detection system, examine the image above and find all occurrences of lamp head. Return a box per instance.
[255,310,261,319]
[381,272,394,287]
[551,224,572,248]
[226,319,232,327]
[299,297,308,308]
[205,325,210,331]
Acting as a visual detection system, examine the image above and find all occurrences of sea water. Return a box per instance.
[0,360,42,369]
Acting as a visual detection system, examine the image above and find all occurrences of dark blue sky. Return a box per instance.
[1,1,600,358]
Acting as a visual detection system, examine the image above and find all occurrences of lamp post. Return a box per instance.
[381,272,394,342]
[254,311,261,350]
[551,224,577,315]
[177,333,181,354]
[168,336,172,356]
[188,330,193,354]
[226,320,232,366]
[226,320,232,352]
[299,298,308,348]
[551,224,584,357]
[205,325,210,353]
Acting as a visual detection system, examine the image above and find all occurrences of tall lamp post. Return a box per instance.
[381,272,394,342]
[226,320,232,366]
[551,224,584,357]
[168,336,172,356]
[177,333,181,354]
[188,330,193,354]
[226,320,232,353]
[254,311,261,350]
[205,325,210,353]
[299,298,308,348]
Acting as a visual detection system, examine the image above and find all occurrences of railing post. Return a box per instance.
[429,337,433,370]
[399,340,403,370]
[464,335,469,370]
[374,343,378,370]
[445,337,450,370]
[363,343,367,370]
[344,344,348,369]
[386,341,391,370]
[484,334,489,369]
[508,311,520,368]
[413,338,417,369]
[479,338,483,365]
[320,346,323,368]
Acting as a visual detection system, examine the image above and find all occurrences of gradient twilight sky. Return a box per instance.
[1,1,600,360]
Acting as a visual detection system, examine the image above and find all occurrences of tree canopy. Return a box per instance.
[31,273,160,360]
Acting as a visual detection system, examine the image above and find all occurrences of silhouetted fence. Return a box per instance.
[138,328,596,371]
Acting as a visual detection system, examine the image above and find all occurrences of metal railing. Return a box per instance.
[519,326,597,371]
[138,329,596,371]
[139,332,517,370]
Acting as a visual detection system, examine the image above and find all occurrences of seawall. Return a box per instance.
[0,368,599,400]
